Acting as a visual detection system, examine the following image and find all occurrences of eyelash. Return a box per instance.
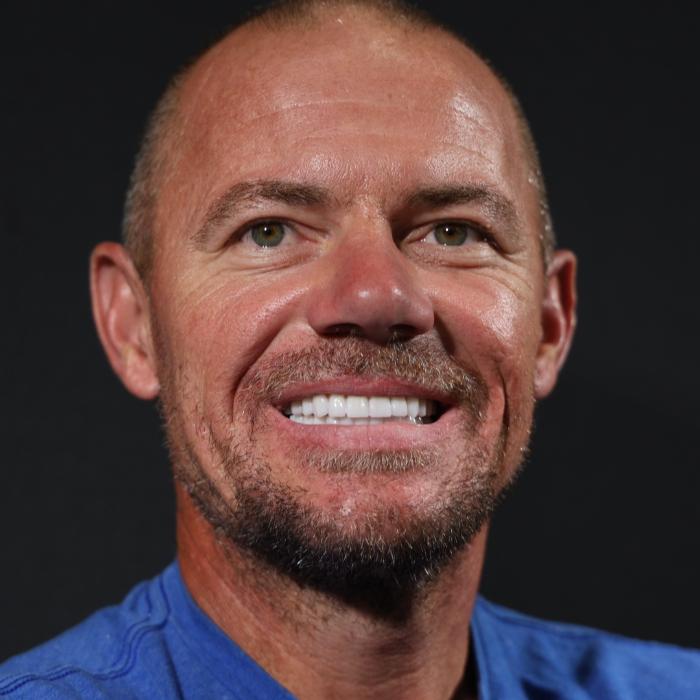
[419,220,495,247]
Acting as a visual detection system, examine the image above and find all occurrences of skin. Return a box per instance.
[90,8,576,700]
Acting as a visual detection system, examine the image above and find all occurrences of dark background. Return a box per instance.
[2,1,698,661]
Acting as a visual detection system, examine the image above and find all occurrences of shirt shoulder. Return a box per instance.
[0,563,291,700]
[0,570,176,699]
[473,597,700,700]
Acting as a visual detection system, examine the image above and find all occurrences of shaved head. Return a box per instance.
[122,0,554,280]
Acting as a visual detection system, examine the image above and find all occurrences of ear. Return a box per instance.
[533,249,577,399]
[89,242,160,400]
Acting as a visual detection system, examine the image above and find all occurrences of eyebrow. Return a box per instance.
[406,184,520,233]
[192,180,334,248]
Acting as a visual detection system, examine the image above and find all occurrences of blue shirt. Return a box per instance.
[1,562,699,699]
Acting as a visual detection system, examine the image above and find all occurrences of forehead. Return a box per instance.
[157,12,535,240]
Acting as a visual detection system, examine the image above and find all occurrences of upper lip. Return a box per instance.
[272,376,455,410]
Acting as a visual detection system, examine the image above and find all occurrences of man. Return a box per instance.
[1,0,698,698]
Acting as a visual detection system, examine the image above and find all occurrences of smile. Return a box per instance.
[281,394,443,425]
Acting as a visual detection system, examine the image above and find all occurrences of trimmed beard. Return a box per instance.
[157,336,522,602]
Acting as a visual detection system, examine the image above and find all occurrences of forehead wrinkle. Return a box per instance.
[188,95,498,155]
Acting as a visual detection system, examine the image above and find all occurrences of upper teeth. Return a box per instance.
[282,394,436,424]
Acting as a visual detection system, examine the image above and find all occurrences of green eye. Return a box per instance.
[250,222,287,247]
[432,223,477,246]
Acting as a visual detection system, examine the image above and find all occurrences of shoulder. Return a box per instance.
[0,568,176,699]
[473,597,700,699]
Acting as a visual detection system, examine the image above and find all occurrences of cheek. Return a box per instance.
[434,273,541,458]
[437,272,539,371]
[152,268,312,424]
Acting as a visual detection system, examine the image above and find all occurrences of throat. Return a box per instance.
[176,482,485,700]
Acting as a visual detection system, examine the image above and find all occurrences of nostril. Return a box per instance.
[324,323,363,337]
[388,324,421,342]
[322,322,421,344]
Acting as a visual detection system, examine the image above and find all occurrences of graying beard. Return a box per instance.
[157,335,516,601]
[294,447,438,474]
[169,423,504,600]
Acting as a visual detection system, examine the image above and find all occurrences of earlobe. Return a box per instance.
[533,250,577,399]
[89,242,160,400]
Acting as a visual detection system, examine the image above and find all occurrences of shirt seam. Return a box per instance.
[0,578,170,696]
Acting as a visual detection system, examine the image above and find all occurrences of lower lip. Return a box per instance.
[267,405,464,451]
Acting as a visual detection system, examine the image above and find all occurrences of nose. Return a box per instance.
[306,231,434,344]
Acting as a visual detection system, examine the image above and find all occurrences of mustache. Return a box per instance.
[241,336,489,417]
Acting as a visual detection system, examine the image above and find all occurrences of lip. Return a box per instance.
[272,376,456,411]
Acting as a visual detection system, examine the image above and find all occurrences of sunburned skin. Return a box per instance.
[90,7,577,700]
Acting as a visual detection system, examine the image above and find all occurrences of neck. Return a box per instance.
[175,484,485,700]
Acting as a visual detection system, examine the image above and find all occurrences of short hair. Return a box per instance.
[122,0,555,280]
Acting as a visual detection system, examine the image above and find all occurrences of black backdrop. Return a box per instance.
[2,2,699,661]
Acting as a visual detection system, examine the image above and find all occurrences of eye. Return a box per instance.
[424,222,485,246]
[247,221,288,247]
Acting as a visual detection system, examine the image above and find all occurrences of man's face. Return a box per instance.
[146,16,553,592]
